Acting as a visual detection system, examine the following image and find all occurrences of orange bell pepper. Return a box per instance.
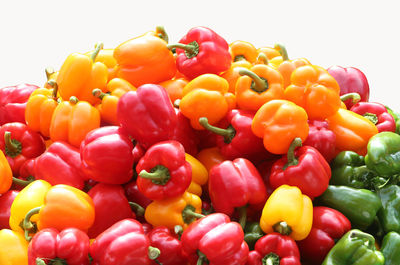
[229,40,258,63]
[252,99,309,154]
[326,108,378,155]
[49,96,100,148]
[0,150,12,194]
[284,65,341,120]
[56,42,108,105]
[256,47,281,61]
[195,147,226,172]
[220,60,253,93]
[159,77,189,103]
[185,153,208,197]
[0,229,28,265]
[85,48,117,81]
[144,191,203,230]
[25,80,60,138]
[236,64,285,111]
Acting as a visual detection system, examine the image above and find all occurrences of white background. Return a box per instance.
[1,0,399,110]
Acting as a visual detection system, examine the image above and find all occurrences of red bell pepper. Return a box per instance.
[327,66,369,109]
[124,179,153,209]
[269,138,331,198]
[0,190,18,229]
[132,142,146,165]
[0,122,46,176]
[87,183,136,239]
[0,83,38,125]
[208,158,268,228]
[297,206,352,265]
[148,226,187,265]
[34,141,86,189]
[90,219,160,265]
[28,227,90,265]
[181,213,249,265]
[167,26,231,79]
[136,140,192,201]
[303,119,337,162]
[80,126,134,185]
[247,233,301,265]
[171,108,199,156]
[15,158,35,189]
[117,84,177,148]
[350,101,396,132]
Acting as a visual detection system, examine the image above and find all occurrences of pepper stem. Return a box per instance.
[92,88,106,100]
[262,253,280,265]
[91,42,104,61]
[198,117,236,143]
[139,165,171,185]
[272,221,292,236]
[283,138,302,170]
[197,251,209,265]
[148,246,161,260]
[167,41,199,59]
[46,80,59,99]
[349,230,376,249]
[129,202,145,217]
[234,55,247,62]
[256,52,269,65]
[238,68,268,93]
[36,258,46,265]
[238,205,247,230]
[274,43,289,61]
[45,67,55,81]
[69,96,79,104]
[12,177,34,187]
[363,112,379,125]
[340,92,361,104]
[23,206,41,241]
[182,205,205,224]
[4,131,22,157]
[155,25,169,43]
[174,99,181,108]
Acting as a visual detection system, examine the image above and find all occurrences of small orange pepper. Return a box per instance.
[220,60,253,93]
[159,78,189,103]
[0,150,12,194]
[195,147,226,173]
[252,99,309,154]
[229,40,258,63]
[185,153,208,197]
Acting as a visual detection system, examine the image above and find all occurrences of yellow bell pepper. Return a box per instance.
[0,150,12,194]
[0,229,28,265]
[185,153,208,196]
[260,184,313,241]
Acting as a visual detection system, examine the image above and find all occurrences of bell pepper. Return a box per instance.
[350,102,396,132]
[284,65,341,120]
[34,141,86,189]
[326,108,378,155]
[297,206,352,265]
[117,84,177,148]
[25,81,60,138]
[124,179,153,209]
[247,232,301,265]
[303,119,336,162]
[170,108,199,156]
[81,126,134,185]
[243,222,264,250]
[167,26,231,79]
[148,226,187,265]
[321,229,384,265]
[229,40,258,63]
[56,42,108,105]
[181,213,249,265]
[49,96,100,148]
[84,48,117,81]
[256,46,281,62]
[0,190,18,229]
[269,138,331,198]
[195,146,226,172]
[208,158,268,228]
[386,106,400,135]
[0,229,28,265]
[252,99,309,154]
[260,185,313,241]
[28,228,90,265]
[365,131,400,176]
[136,140,191,200]
[220,60,253,93]
[327,66,370,109]
[185,153,208,197]
[0,149,12,194]
[159,77,189,103]
[0,122,46,176]
[235,64,285,111]
[90,219,161,265]
[381,231,400,265]
[0,83,38,126]
[145,191,203,230]
[376,184,400,234]
[317,185,382,230]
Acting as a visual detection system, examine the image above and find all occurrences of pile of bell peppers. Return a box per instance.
[1,25,400,265]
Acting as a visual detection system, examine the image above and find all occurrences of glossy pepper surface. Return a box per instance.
[303,119,336,162]
[0,150,12,194]
[0,229,28,265]
[0,190,18,229]
[376,184,400,234]
[350,102,396,132]
[185,153,208,197]
[170,108,199,156]
[381,231,400,265]
[229,40,258,63]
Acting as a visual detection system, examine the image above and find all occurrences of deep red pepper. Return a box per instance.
[0,83,38,125]
[124,179,153,209]
[303,120,337,162]
[80,126,134,185]
[208,158,268,228]
[136,140,192,201]
[11,158,35,190]
[0,122,46,176]
[256,158,279,196]
[148,226,187,265]
[0,190,18,229]
[247,233,301,265]
[327,66,369,109]
[87,183,136,239]
[132,142,146,165]
[28,227,90,265]
[168,26,231,79]
[117,84,177,148]
[350,102,396,133]
[171,108,199,156]
[296,206,352,265]
[34,141,86,189]
[269,138,331,199]
[90,219,160,265]
[181,213,249,265]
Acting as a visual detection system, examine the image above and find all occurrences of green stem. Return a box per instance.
[129,202,145,217]
[349,230,375,249]
[139,165,171,185]
[274,43,289,61]
[47,80,58,99]
[69,96,79,104]
[283,138,302,170]
[167,41,199,59]
[262,253,280,265]
[155,25,169,43]
[173,99,181,108]
[4,131,22,157]
[174,225,183,239]
[148,246,161,260]
[238,205,247,230]
[234,55,247,62]
[363,112,379,125]
[45,67,55,80]
[12,177,34,187]
[36,258,46,265]
[92,88,106,100]
[182,205,205,225]
[91,42,104,61]
[238,68,268,93]
[23,207,41,241]
[197,251,208,265]
[272,221,292,236]
[340,92,361,104]
[257,52,269,65]
[198,117,236,143]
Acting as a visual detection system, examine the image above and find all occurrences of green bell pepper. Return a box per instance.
[385,105,400,134]
[377,185,400,234]
[243,222,264,250]
[322,229,384,265]
[381,231,400,265]
[317,185,382,230]
[365,132,400,177]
